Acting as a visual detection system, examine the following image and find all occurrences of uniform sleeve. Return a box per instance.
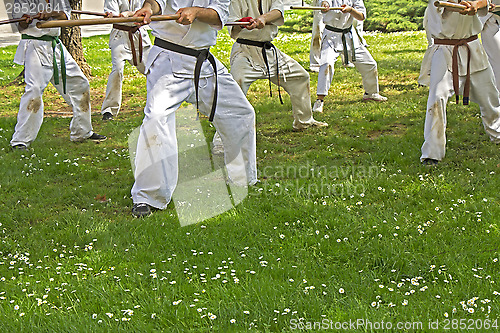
[104,0,120,16]
[12,0,24,19]
[270,0,285,26]
[353,0,366,18]
[54,0,72,20]
[228,0,244,38]
[207,0,230,29]
[155,0,166,14]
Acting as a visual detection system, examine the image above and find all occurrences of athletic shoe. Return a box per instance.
[88,133,107,142]
[312,99,324,112]
[293,119,329,130]
[102,112,114,121]
[422,158,439,166]
[12,144,28,151]
[132,203,152,218]
[343,62,355,68]
[363,93,388,102]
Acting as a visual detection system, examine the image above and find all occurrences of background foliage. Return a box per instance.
[282,0,428,33]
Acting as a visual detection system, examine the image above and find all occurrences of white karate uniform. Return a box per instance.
[316,0,379,96]
[419,0,500,161]
[101,0,152,117]
[480,2,500,93]
[309,0,365,70]
[10,0,94,147]
[226,0,323,129]
[131,0,257,209]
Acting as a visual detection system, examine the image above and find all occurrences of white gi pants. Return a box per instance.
[316,43,379,96]
[481,15,500,93]
[11,40,93,147]
[131,51,257,209]
[421,49,500,161]
[101,30,152,116]
[230,44,319,129]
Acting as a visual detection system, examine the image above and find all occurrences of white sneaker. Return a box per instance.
[343,62,355,68]
[363,93,387,102]
[293,119,329,130]
[312,99,324,112]
[310,65,320,73]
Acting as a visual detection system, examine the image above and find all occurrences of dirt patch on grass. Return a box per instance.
[367,123,406,140]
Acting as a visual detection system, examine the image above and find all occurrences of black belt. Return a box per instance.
[325,25,355,66]
[113,24,143,67]
[154,38,218,122]
[236,38,283,104]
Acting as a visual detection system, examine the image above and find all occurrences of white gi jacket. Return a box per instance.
[105,0,151,49]
[146,0,229,78]
[13,0,71,66]
[321,0,366,51]
[418,0,490,86]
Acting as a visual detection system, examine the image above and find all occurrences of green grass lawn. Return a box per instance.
[0,25,499,332]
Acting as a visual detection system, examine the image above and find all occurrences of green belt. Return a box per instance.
[22,34,67,94]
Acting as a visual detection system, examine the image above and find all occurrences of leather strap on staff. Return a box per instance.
[113,24,143,67]
[153,38,218,122]
[236,38,283,104]
[325,25,355,66]
[434,35,478,105]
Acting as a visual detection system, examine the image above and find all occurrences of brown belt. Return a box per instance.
[113,24,143,67]
[434,35,478,105]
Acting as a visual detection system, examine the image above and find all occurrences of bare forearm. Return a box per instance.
[258,9,282,25]
[143,0,161,15]
[190,7,221,25]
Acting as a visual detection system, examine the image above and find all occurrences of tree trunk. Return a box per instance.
[60,0,91,78]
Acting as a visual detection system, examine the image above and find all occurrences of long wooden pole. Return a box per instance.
[37,14,181,28]
[0,17,27,26]
[433,1,467,10]
[290,6,343,10]
[37,15,250,28]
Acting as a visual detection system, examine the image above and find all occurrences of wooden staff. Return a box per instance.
[433,1,467,10]
[37,14,181,28]
[37,15,250,28]
[71,10,108,17]
[0,17,27,26]
[290,6,343,11]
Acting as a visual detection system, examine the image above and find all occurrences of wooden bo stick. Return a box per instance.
[36,14,249,28]
[289,6,343,10]
[433,1,468,10]
[37,14,181,28]
[0,17,27,26]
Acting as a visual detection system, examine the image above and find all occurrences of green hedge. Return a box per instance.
[281,0,428,33]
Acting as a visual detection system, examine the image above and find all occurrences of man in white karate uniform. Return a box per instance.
[312,0,386,113]
[130,0,257,217]
[10,0,106,150]
[418,0,500,165]
[101,0,152,120]
[480,0,500,93]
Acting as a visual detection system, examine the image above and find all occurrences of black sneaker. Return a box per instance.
[12,144,28,151]
[132,203,152,218]
[88,133,107,142]
[422,158,439,166]
[102,112,114,121]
